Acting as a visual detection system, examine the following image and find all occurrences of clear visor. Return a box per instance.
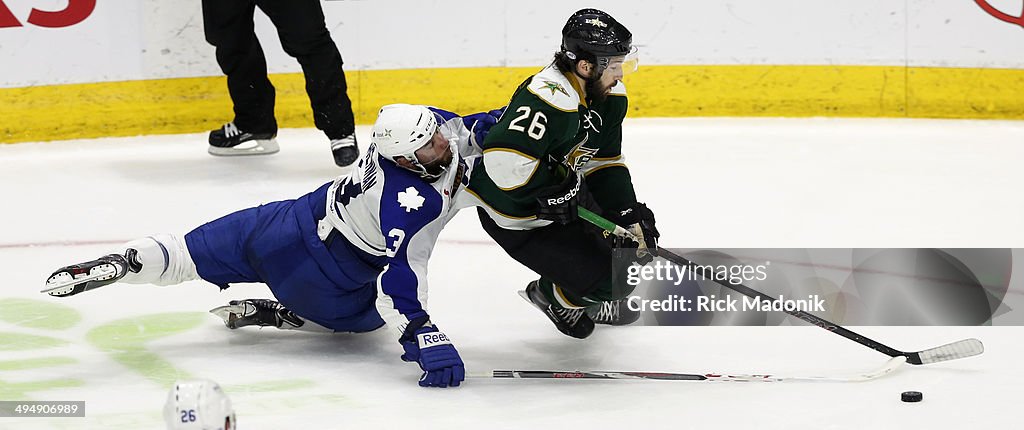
[405,127,452,180]
[414,146,450,169]
[603,46,640,77]
[413,127,447,165]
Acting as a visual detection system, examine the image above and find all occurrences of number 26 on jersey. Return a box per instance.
[508,107,547,140]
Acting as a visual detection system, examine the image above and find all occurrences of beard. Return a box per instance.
[421,147,454,181]
[585,77,614,105]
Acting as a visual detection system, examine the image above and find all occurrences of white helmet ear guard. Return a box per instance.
[371,104,447,180]
[163,379,235,430]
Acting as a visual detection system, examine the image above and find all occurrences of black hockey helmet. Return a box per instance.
[560,9,633,75]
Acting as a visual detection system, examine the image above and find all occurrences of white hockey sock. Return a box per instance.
[119,234,199,286]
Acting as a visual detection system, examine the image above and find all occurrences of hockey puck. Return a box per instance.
[901,391,923,402]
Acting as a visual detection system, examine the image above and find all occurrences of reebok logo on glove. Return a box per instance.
[417,331,453,347]
[546,177,581,205]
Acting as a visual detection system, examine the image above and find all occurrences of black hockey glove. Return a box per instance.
[535,171,598,224]
[607,202,660,252]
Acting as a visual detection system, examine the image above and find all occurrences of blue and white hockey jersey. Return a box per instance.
[318,107,494,332]
[185,107,500,334]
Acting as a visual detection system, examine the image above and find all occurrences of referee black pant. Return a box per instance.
[202,0,355,139]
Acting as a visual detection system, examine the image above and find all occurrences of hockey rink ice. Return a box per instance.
[1,117,1022,429]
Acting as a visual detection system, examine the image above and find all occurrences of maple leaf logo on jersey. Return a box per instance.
[541,80,569,97]
[585,17,608,28]
[397,187,425,212]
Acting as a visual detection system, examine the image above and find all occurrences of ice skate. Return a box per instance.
[208,122,279,156]
[587,298,640,326]
[329,133,359,167]
[43,250,141,297]
[518,281,594,339]
[209,299,304,329]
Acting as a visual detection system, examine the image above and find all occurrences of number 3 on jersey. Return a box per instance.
[508,106,547,140]
[386,228,406,257]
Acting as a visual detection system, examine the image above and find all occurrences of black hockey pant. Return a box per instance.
[478,208,633,306]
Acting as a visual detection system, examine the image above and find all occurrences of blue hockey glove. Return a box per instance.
[400,317,465,388]
[464,107,506,148]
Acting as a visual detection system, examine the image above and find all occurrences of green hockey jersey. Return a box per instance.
[462,64,638,230]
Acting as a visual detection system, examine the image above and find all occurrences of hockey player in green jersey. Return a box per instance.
[461,9,659,339]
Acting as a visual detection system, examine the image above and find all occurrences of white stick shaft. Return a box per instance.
[468,356,906,383]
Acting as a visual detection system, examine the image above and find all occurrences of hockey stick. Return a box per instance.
[471,356,905,382]
[577,207,984,365]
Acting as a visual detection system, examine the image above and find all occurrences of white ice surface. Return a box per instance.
[1,118,1022,429]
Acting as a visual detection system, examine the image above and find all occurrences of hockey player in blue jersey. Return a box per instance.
[42,103,502,388]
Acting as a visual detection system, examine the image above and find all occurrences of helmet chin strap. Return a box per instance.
[419,162,448,183]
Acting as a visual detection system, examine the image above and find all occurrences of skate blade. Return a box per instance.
[41,265,117,296]
[208,139,280,156]
[516,290,530,303]
[209,304,245,329]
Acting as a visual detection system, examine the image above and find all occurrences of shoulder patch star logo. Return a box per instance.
[541,80,569,97]
[397,186,425,212]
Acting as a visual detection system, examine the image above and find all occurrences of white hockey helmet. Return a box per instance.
[163,379,236,430]
[371,104,447,180]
